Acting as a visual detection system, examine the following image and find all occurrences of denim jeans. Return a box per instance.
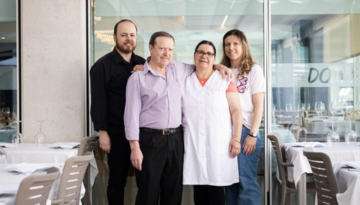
[226,125,262,205]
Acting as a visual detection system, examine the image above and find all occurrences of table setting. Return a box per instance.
[0,163,65,205]
[283,141,360,205]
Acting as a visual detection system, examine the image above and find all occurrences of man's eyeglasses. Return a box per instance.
[195,50,215,58]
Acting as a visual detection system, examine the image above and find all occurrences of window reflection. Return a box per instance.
[0,0,17,142]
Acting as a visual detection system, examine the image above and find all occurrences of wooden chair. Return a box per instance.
[14,167,60,205]
[345,110,360,120]
[268,133,316,205]
[303,151,339,205]
[307,110,327,118]
[78,135,99,205]
[52,152,93,205]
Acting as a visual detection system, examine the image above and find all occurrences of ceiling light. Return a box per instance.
[288,0,309,4]
[221,15,228,27]
[157,0,184,3]
[256,0,280,3]
[189,0,217,4]
[223,0,249,3]
[1,36,5,40]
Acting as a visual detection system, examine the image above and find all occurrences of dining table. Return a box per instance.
[0,143,98,205]
[332,161,360,205]
[283,142,360,205]
[0,163,66,205]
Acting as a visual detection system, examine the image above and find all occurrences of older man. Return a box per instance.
[124,31,233,205]
[90,19,145,205]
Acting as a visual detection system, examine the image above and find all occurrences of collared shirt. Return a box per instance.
[90,47,145,131]
[124,58,194,141]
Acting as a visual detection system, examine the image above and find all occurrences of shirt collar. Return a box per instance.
[111,47,140,64]
[143,56,175,75]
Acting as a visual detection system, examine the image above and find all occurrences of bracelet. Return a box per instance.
[233,138,241,143]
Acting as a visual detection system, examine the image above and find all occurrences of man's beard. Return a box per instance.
[116,40,136,54]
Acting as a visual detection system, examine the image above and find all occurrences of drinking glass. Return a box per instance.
[303,103,310,118]
[12,121,22,146]
[34,120,46,145]
[315,101,321,119]
[0,147,7,164]
[344,130,357,144]
[329,101,338,131]
[285,103,292,112]
[327,131,339,146]
[320,102,325,117]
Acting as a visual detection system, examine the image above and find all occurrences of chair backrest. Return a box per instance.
[345,110,360,120]
[15,167,60,205]
[56,152,93,205]
[267,133,287,184]
[303,151,338,205]
[78,135,99,156]
[307,110,327,118]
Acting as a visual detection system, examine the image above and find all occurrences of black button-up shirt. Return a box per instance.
[90,47,145,131]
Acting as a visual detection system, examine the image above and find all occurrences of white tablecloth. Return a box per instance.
[335,168,360,205]
[1,143,98,186]
[3,143,78,164]
[0,143,98,205]
[305,120,353,136]
[284,143,360,205]
[284,142,360,186]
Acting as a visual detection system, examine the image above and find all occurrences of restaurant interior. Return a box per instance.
[1,0,360,205]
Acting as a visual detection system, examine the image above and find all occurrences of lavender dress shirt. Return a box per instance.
[124,58,194,141]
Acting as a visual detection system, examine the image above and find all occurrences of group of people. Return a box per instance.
[90,19,265,205]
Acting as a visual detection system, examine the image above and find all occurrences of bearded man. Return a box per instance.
[90,19,145,205]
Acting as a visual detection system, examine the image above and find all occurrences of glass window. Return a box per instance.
[271,1,360,205]
[90,0,265,205]
[0,1,18,142]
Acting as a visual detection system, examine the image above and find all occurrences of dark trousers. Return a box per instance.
[135,131,184,205]
[107,125,131,205]
[193,185,225,205]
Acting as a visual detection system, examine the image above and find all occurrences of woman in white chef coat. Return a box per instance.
[221,29,265,205]
[182,40,243,205]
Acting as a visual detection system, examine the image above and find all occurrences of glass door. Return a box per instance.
[270,0,360,205]
[90,0,266,204]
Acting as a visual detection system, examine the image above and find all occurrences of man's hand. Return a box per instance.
[242,136,257,156]
[229,138,241,158]
[131,65,144,73]
[214,64,235,82]
[130,141,143,171]
[99,130,111,153]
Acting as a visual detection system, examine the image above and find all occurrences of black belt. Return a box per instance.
[140,126,183,135]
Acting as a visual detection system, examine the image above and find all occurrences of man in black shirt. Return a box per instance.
[90,19,145,205]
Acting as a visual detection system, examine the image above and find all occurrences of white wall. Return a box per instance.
[20,0,86,143]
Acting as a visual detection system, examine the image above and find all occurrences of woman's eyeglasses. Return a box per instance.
[195,50,215,58]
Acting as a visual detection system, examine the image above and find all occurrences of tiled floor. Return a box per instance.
[91,158,315,205]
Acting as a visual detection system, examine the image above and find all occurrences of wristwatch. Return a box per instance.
[248,131,258,138]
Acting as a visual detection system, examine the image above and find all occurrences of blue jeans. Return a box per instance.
[226,125,262,205]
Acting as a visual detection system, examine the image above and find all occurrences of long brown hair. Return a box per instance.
[220,29,257,78]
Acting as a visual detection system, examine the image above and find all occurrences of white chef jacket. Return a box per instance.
[182,71,239,186]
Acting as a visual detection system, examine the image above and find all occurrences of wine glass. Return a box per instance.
[303,103,310,118]
[34,120,47,145]
[329,101,338,132]
[315,101,322,119]
[344,130,357,144]
[0,147,7,164]
[12,121,22,146]
[320,102,325,118]
[285,103,292,112]
[327,130,339,146]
